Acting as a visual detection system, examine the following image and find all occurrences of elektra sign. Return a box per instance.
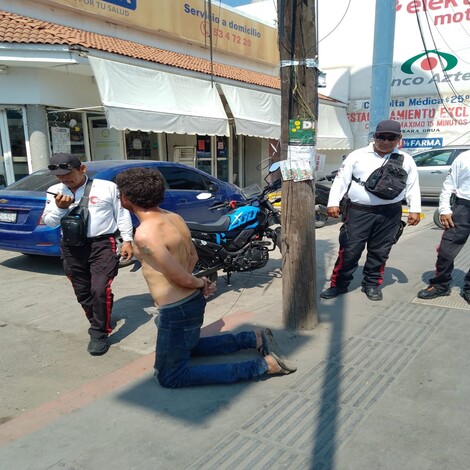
[102,0,136,10]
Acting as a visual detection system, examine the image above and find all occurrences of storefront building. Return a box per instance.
[0,0,353,188]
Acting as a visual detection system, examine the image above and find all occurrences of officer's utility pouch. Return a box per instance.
[60,179,93,247]
[353,153,408,200]
[60,206,89,247]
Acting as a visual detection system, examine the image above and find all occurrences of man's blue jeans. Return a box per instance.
[155,290,268,388]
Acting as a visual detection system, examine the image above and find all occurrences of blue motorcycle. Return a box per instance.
[188,164,282,284]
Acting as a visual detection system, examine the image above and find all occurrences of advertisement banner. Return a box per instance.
[41,0,278,64]
[348,94,470,151]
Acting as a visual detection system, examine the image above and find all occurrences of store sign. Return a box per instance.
[348,94,470,150]
[103,0,136,10]
[401,137,443,149]
[40,0,277,64]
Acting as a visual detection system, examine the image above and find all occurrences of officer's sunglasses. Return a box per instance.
[48,163,76,171]
[375,134,400,142]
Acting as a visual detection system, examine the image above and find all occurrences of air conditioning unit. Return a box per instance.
[173,146,196,167]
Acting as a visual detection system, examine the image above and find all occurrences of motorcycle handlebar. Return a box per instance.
[211,180,281,212]
[210,200,246,211]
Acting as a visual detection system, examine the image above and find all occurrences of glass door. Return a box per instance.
[88,117,125,161]
[195,135,229,181]
[196,134,212,175]
[216,136,229,182]
[0,108,26,185]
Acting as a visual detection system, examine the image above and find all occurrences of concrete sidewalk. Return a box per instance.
[1,206,470,469]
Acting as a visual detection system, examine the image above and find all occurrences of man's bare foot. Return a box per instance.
[265,353,297,375]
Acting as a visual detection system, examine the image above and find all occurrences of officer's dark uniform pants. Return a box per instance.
[330,202,402,288]
[429,199,470,293]
[61,235,120,339]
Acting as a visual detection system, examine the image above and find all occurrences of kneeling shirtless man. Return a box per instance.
[116,167,296,388]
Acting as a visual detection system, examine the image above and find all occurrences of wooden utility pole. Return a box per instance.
[279,0,318,330]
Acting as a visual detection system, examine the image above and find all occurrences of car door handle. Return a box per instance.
[176,198,189,203]
[430,170,444,174]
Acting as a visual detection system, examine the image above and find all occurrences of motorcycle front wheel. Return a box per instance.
[315,212,328,228]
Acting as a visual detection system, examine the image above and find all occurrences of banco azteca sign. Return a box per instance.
[394,50,468,89]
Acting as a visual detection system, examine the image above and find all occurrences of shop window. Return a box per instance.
[125,130,152,160]
[48,110,85,159]
[196,135,211,175]
[216,136,228,182]
[8,110,27,162]
[6,109,28,180]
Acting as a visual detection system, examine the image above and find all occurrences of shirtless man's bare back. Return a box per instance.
[133,207,213,306]
[116,168,296,388]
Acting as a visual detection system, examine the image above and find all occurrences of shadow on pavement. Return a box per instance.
[109,293,155,344]
[313,234,410,467]
[420,268,467,290]
[116,323,307,424]
[0,253,63,275]
[209,257,281,291]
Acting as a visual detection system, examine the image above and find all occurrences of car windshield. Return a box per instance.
[4,168,102,192]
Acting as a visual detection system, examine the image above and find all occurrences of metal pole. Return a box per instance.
[369,0,397,139]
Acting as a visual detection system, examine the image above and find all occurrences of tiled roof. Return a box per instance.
[0,10,281,88]
[0,10,334,101]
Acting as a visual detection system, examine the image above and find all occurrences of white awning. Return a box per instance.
[88,57,229,136]
[317,104,354,150]
[219,83,281,139]
[220,83,352,148]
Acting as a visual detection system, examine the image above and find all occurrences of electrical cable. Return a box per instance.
[412,4,462,123]
[411,1,470,145]
[315,0,351,47]
[426,4,470,67]
[420,5,469,105]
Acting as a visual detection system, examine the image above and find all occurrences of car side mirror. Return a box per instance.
[208,183,219,192]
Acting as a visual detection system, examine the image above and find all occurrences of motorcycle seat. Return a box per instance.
[186,217,231,232]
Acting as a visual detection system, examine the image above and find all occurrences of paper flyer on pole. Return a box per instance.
[280,119,317,181]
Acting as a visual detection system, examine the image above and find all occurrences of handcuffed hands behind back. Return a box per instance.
[201,276,217,298]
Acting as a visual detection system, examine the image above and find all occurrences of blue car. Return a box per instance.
[0,160,245,257]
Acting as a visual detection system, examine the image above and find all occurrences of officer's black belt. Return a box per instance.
[455,197,470,206]
[87,232,118,242]
[349,202,402,213]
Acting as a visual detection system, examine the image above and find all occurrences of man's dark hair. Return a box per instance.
[116,167,165,209]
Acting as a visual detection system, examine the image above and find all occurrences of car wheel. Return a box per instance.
[115,236,136,268]
[315,212,328,228]
[433,209,444,229]
[119,257,135,268]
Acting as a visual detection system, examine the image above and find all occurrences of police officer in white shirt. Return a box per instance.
[43,153,133,355]
[418,149,470,303]
[321,120,421,301]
